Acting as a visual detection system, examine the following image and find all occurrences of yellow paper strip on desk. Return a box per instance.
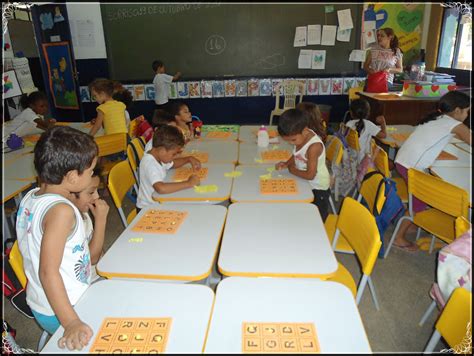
[224,171,242,178]
[271,145,280,150]
[254,158,263,163]
[128,237,143,243]
[194,185,218,193]
[266,167,275,173]
[259,173,272,180]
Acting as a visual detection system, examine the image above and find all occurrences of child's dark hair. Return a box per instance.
[296,102,327,142]
[89,78,114,97]
[350,98,370,135]
[152,109,175,128]
[418,91,470,125]
[112,81,133,109]
[73,167,102,199]
[152,60,164,72]
[169,101,188,117]
[152,124,185,150]
[34,126,98,185]
[19,91,48,110]
[277,109,309,136]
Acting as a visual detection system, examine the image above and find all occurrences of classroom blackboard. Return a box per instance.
[101,3,362,81]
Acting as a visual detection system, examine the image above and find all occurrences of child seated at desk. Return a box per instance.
[144,109,177,152]
[275,109,330,221]
[169,101,193,143]
[14,91,56,130]
[69,167,109,283]
[137,125,201,211]
[16,126,99,350]
[344,98,387,164]
[392,91,471,252]
[296,102,327,143]
[88,78,127,136]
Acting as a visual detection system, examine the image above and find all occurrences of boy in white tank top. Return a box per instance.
[275,108,331,221]
[16,126,99,351]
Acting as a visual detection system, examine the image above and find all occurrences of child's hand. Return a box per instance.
[58,319,93,351]
[375,115,386,125]
[187,174,200,187]
[88,199,109,221]
[275,161,288,170]
[188,157,201,171]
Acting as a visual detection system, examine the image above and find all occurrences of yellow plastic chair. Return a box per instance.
[326,197,382,310]
[348,87,362,102]
[108,160,138,228]
[138,135,146,149]
[127,137,145,186]
[345,127,360,152]
[423,288,472,353]
[8,241,50,351]
[325,135,344,212]
[128,115,145,139]
[269,79,305,126]
[94,132,128,179]
[325,170,385,254]
[385,169,470,258]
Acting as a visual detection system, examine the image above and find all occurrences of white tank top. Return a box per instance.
[16,188,91,315]
[293,130,330,190]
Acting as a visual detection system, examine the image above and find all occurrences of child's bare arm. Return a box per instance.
[153,175,199,194]
[375,115,387,139]
[288,143,323,180]
[275,156,295,170]
[40,204,93,350]
[89,112,104,136]
[173,156,201,170]
[88,199,109,265]
[452,124,471,145]
[173,72,182,81]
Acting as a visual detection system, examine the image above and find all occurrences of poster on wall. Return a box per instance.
[362,3,425,65]
[3,70,23,99]
[42,42,79,109]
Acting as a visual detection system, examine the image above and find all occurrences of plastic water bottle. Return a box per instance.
[257,125,270,147]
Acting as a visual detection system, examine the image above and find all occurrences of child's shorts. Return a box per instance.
[32,310,60,334]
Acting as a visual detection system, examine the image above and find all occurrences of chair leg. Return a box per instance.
[328,196,337,215]
[334,179,339,202]
[269,113,274,126]
[37,330,50,351]
[429,235,436,254]
[384,216,412,259]
[367,276,380,311]
[419,300,437,326]
[415,227,422,241]
[423,330,441,353]
[355,274,369,305]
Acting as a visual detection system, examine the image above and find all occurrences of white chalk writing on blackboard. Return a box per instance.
[105,4,221,21]
[255,53,286,70]
[205,35,226,55]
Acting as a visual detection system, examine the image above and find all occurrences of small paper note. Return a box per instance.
[307,24,321,45]
[194,185,218,193]
[364,20,376,30]
[254,158,264,163]
[325,5,334,13]
[349,49,367,62]
[337,9,353,30]
[364,29,376,44]
[321,25,337,46]
[298,49,312,69]
[224,171,243,178]
[128,238,143,243]
[337,28,351,42]
[376,13,385,21]
[259,173,272,180]
[311,50,326,70]
[294,26,307,47]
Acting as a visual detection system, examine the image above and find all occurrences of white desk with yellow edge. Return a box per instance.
[218,203,337,279]
[230,165,314,203]
[184,140,239,164]
[431,142,471,168]
[97,204,227,283]
[238,142,293,165]
[152,163,235,204]
[41,279,215,353]
[204,277,371,353]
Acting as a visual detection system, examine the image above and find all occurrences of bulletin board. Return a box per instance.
[361,3,425,65]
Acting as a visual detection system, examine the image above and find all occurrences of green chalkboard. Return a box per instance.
[101,3,361,81]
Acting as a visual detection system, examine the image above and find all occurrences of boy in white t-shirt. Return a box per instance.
[137,125,201,210]
[152,59,181,112]
[345,98,387,163]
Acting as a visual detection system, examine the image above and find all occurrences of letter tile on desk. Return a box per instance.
[131,209,188,234]
[260,179,298,195]
[89,317,172,354]
[173,167,209,182]
[181,150,209,163]
[261,149,291,162]
[205,131,232,139]
[242,322,319,353]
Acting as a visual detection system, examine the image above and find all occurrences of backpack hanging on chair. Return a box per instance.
[333,124,358,200]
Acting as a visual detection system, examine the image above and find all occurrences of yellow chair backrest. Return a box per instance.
[108,160,136,209]
[95,133,127,157]
[455,216,471,238]
[348,87,362,102]
[9,241,27,288]
[408,169,469,218]
[128,116,141,139]
[325,135,343,166]
[436,287,472,350]
[138,136,146,149]
[372,142,390,178]
[127,138,145,173]
[346,127,360,152]
[274,80,305,110]
[336,197,381,276]
[359,172,386,216]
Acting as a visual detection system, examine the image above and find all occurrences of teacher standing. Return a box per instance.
[364,28,403,89]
